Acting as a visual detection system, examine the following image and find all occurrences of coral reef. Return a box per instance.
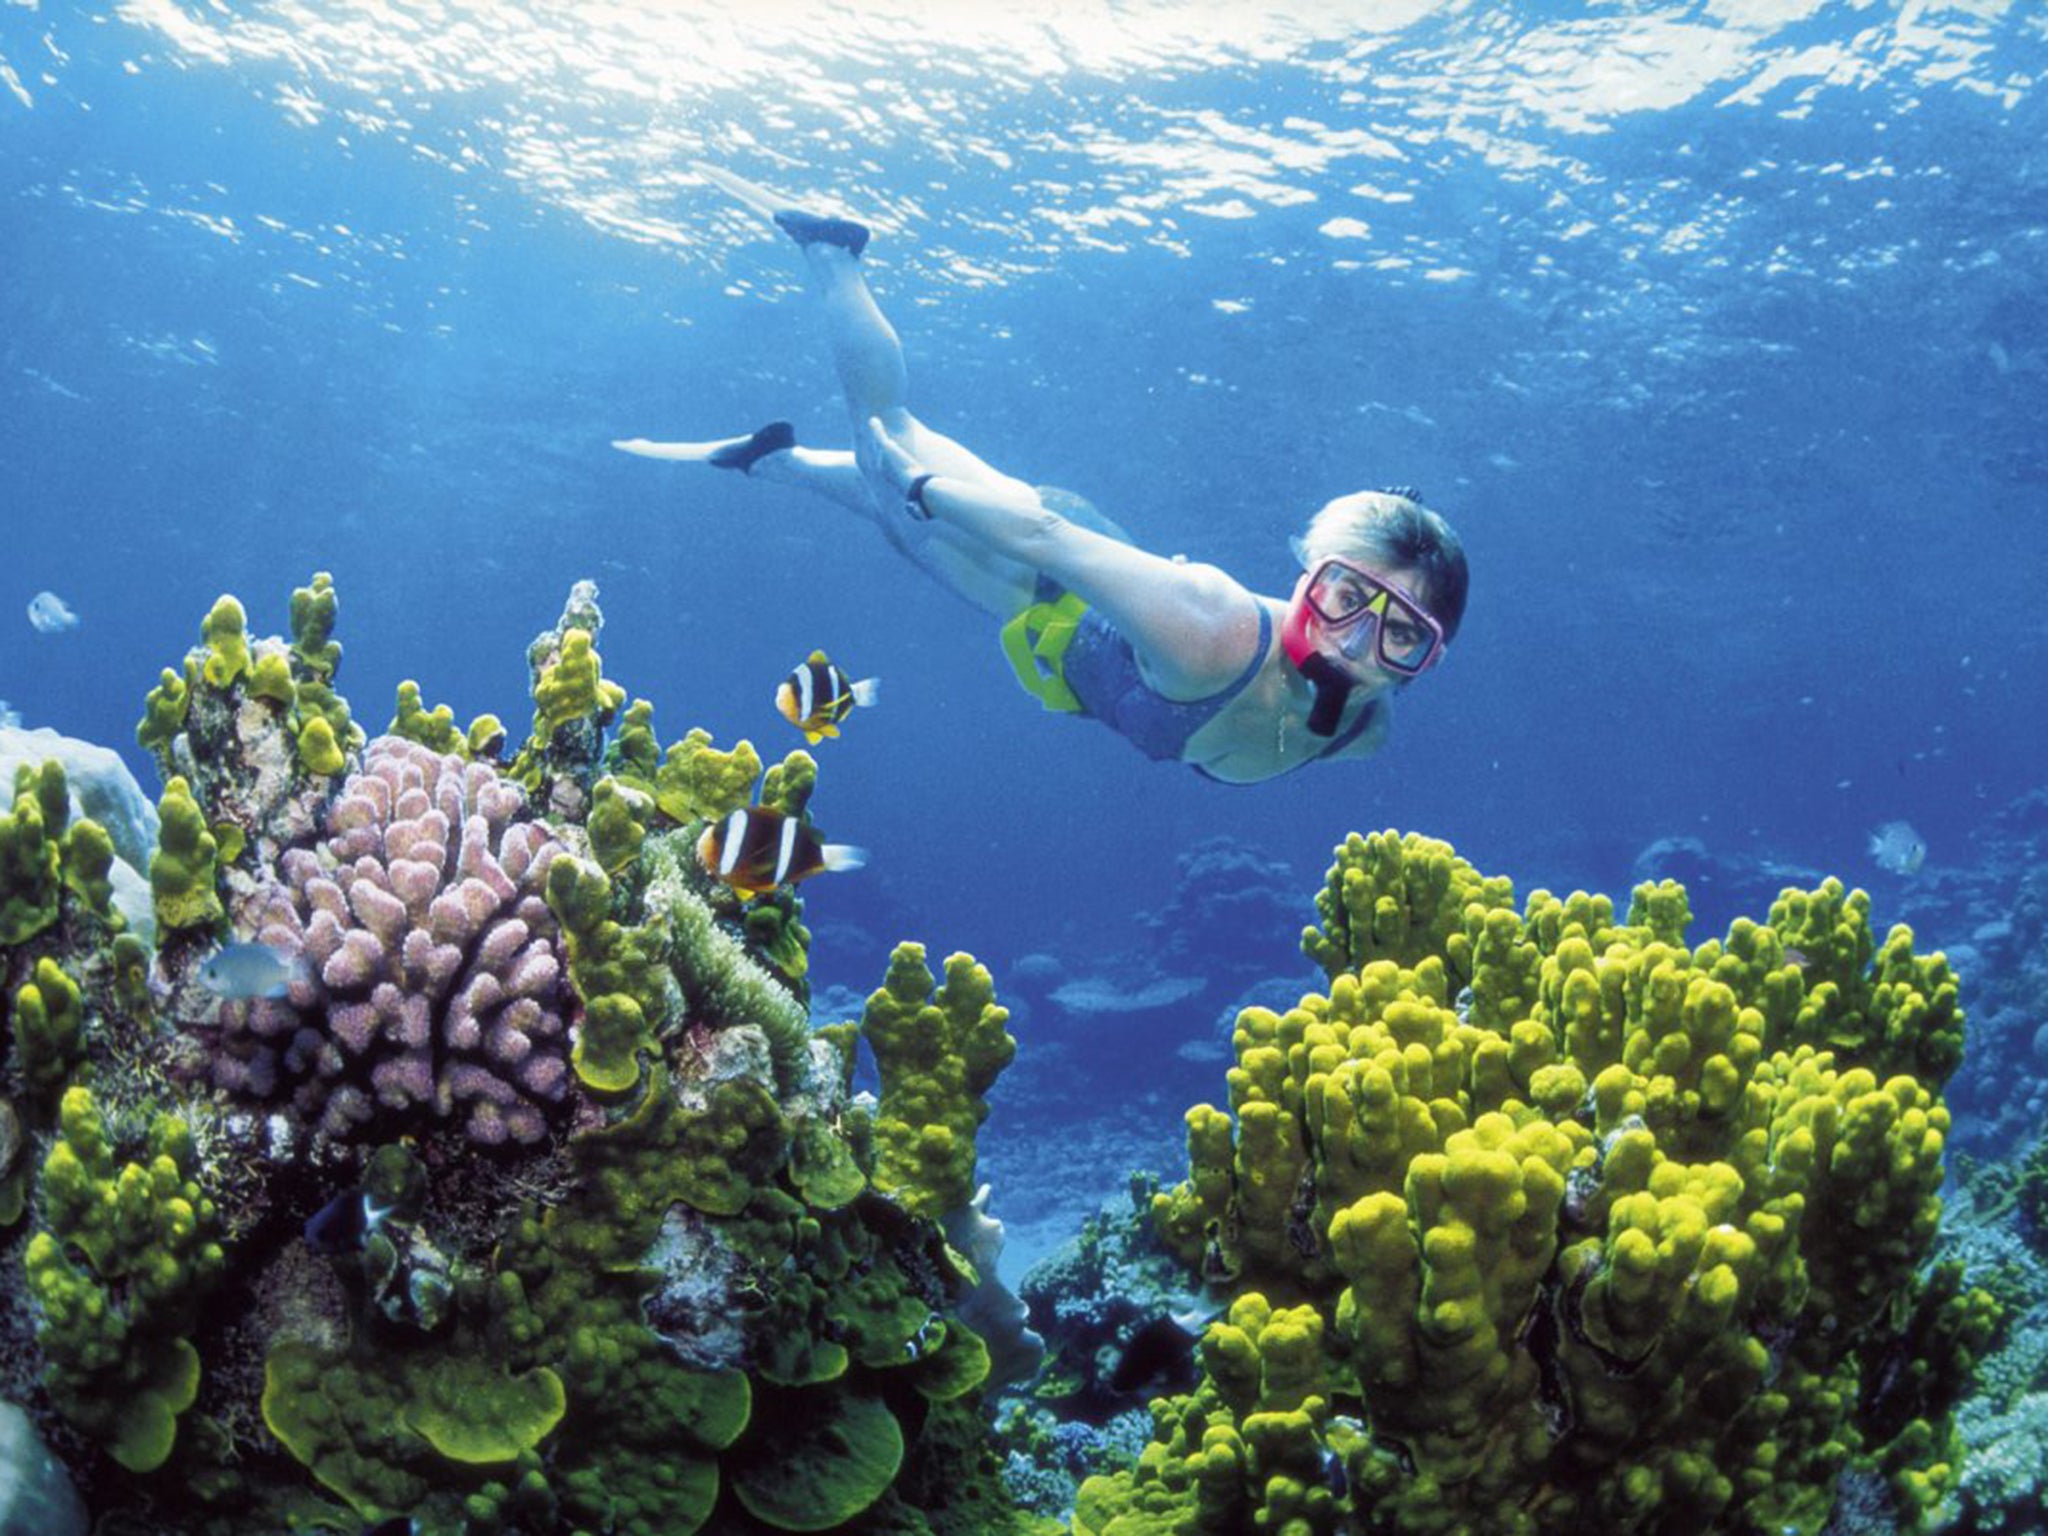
[0,578,1038,1536]
[1078,829,1987,1536]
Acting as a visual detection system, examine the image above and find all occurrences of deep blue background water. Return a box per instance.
[4,4,2045,1244]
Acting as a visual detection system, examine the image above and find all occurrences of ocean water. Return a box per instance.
[1,2,2045,1526]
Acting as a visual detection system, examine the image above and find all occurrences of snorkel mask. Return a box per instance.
[1282,538,1447,735]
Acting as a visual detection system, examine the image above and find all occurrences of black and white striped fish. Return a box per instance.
[696,806,867,897]
[775,649,879,744]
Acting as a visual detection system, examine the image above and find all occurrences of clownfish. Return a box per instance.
[775,650,879,744]
[697,807,867,897]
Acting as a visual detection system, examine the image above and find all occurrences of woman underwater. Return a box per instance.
[615,166,1468,787]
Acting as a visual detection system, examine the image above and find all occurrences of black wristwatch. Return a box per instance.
[904,472,937,520]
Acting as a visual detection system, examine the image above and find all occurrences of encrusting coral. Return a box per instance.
[1079,830,1988,1536]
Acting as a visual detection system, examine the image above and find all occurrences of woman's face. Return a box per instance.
[1293,558,1443,686]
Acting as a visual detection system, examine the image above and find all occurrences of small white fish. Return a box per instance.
[1867,820,1927,876]
[199,941,308,1000]
[26,591,78,634]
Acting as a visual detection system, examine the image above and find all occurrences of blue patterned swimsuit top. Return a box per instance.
[1059,597,1381,779]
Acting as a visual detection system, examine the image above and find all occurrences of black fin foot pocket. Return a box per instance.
[772,209,871,258]
[709,420,797,473]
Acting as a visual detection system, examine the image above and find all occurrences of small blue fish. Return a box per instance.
[1867,820,1927,876]
[198,941,307,1000]
[26,591,78,634]
[305,1186,371,1256]
[304,1184,406,1258]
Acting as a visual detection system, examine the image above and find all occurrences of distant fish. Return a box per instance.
[696,806,867,898]
[304,1184,402,1258]
[26,591,78,634]
[304,1186,371,1256]
[775,650,879,744]
[1321,1445,1348,1497]
[1867,820,1927,876]
[198,941,307,1000]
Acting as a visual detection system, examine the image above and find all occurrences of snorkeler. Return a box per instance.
[614,165,1468,786]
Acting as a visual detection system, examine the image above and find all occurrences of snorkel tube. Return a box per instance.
[1281,596,1353,737]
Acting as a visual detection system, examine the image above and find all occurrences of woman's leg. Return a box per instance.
[627,166,1049,616]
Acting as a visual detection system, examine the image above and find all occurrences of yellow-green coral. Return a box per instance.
[588,776,651,876]
[263,1329,568,1516]
[654,727,762,824]
[200,594,251,688]
[1106,830,1974,1535]
[249,649,297,706]
[12,955,86,1099]
[26,1087,224,1472]
[1072,1299,1341,1536]
[0,760,68,944]
[292,675,362,777]
[290,570,342,680]
[545,854,668,1094]
[531,627,624,741]
[150,775,223,933]
[296,715,348,777]
[759,747,818,820]
[727,1387,904,1532]
[467,711,507,760]
[860,944,1016,1221]
[135,662,193,759]
[606,696,661,785]
[388,679,464,755]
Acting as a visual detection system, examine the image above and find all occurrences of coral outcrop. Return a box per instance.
[1079,830,1987,1536]
[0,577,1043,1536]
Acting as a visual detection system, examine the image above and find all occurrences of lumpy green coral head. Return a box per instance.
[200,594,251,688]
[1108,831,1977,1536]
[860,943,1016,1220]
[727,1388,904,1531]
[290,570,342,679]
[0,761,65,945]
[402,1359,568,1464]
[136,664,192,756]
[150,776,222,933]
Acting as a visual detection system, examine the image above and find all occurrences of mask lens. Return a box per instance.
[1307,566,1374,624]
[1376,594,1438,672]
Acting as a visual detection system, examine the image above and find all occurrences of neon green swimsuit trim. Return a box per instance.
[999,590,1089,713]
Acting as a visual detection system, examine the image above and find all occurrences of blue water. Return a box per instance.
[4,2,2046,1251]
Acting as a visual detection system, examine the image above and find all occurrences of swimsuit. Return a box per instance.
[1003,579,1382,778]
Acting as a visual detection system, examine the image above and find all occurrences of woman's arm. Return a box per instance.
[867,420,1262,699]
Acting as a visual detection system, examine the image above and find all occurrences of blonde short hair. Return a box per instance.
[1301,490,1469,643]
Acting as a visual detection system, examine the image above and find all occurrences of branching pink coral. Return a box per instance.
[208,736,572,1146]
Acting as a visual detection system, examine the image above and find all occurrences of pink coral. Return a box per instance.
[208,736,573,1146]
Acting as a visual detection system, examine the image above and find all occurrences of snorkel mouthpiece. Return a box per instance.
[1281,589,1354,737]
[1297,652,1353,737]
